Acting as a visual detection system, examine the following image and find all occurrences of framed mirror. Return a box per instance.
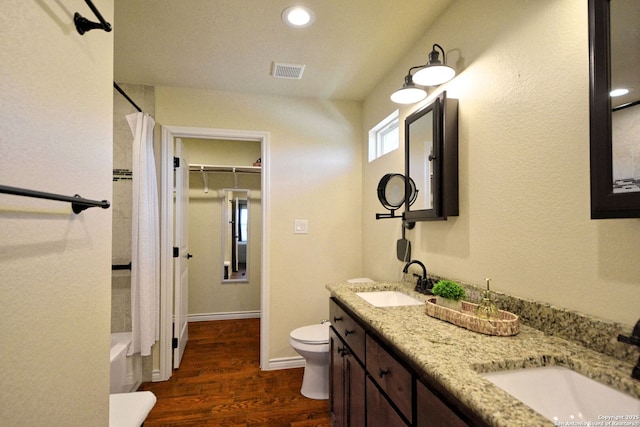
[221,188,250,282]
[589,0,640,218]
[404,92,458,222]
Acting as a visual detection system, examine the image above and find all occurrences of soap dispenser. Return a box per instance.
[475,278,499,319]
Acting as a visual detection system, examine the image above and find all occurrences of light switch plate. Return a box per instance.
[294,219,308,234]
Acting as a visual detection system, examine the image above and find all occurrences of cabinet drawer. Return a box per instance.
[366,335,412,423]
[330,299,365,363]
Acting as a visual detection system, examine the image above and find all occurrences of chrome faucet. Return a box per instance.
[617,319,640,380]
[402,260,432,294]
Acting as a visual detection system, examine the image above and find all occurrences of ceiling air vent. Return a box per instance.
[271,62,305,79]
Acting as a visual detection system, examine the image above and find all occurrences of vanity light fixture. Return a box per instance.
[390,66,428,104]
[412,43,456,87]
[282,6,315,28]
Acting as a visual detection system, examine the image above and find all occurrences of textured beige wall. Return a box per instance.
[0,1,113,425]
[184,138,262,315]
[156,87,363,360]
[363,0,640,326]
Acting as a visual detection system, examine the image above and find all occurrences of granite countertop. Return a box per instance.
[326,281,640,427]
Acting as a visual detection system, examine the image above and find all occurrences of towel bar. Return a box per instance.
[0,184,110,214]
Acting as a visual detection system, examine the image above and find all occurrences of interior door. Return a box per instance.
[173,138,189,368]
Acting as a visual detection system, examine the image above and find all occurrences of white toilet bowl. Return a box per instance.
[289,322,331,400]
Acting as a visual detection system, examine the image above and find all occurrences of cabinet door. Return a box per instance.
[366,377,409,427]
[330,328,345,427]
[344,349,365,427]
[416,381,468,427]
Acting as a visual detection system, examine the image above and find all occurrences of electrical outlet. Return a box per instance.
[294,219,308,234]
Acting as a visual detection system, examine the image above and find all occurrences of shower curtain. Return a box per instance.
[127,112,159,357]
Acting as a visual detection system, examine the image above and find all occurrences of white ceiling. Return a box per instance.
[113,0,455,101]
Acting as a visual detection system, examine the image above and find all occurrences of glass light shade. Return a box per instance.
[413,65,456,86]
[390,86,427,104]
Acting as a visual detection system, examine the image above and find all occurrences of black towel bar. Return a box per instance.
[0,184,110,214]
[112,263,132,271]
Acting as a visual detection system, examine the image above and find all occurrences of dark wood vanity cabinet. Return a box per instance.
[366,335,412,425]
[330,300,366,362]
[416,381,468,427]
[330,303,366,427]
[366,376,409,427]
[329,297,481,427]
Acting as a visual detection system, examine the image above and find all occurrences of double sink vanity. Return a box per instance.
[327,281,640,427]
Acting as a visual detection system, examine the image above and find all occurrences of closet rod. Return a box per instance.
[112,262,132,271]
[0,184,110,214]
[114,83,143,113]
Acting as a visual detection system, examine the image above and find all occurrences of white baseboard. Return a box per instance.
[188,311,261,322]
[262,356,305,371]
[151,369,163,382]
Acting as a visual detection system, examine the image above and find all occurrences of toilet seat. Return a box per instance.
[290,323,330,345]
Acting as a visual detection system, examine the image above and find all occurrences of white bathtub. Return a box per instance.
[110,332,142,394]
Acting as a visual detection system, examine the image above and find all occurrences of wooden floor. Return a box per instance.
[138,319,331,427]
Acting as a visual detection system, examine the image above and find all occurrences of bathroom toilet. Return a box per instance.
[289,322,331,400]
[289,278,373,399]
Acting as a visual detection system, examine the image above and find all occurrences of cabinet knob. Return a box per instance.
[378,368,389,378]
[345,329,355,336]
[333,316,343,322]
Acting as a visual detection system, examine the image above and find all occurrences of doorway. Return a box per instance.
[159,126,270,381]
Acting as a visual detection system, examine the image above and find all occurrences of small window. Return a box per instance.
[369,110,399,162]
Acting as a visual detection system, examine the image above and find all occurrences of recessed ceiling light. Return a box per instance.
[282,6,315,28]
[610,88,630,97]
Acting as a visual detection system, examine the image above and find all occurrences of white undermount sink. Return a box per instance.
[355,291,424,307]
[482,366,640,423]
